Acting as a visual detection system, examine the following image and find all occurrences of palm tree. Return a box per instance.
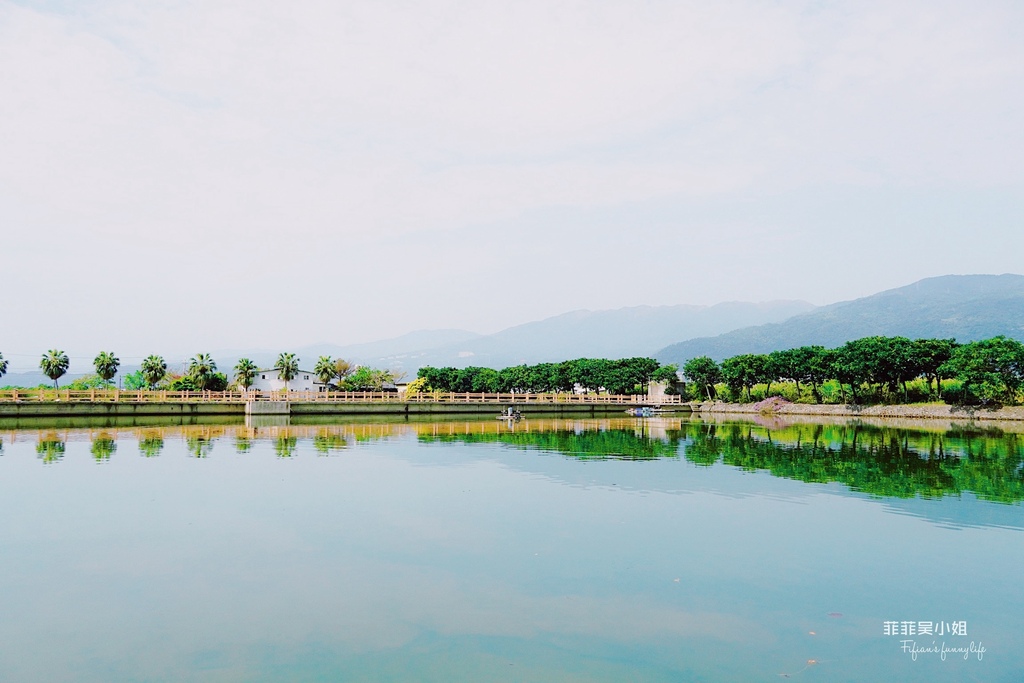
[93,351,120,386]
[141,355,167,389]
[314,355,336,387]
[40,349,70,388]
[275,352,299,391]
[234,358,258,390]
[0,352,8,382]
[187,353,217,390]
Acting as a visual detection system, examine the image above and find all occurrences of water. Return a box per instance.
[0,415,1021,682]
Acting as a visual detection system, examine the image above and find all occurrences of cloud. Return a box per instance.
[1,0,1022,355]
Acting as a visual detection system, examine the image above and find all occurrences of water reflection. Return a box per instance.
[138,430,164,458]
[312,429,347,456]
[36,434,65,464]
[186,435,214,458]
[90,433,116,462]
[414,419,1024,504]
[235,435,253,454]
[274,436,298,458]
[6,417,1024,504]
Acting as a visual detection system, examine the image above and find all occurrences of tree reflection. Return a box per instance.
[419,428,683,460]
[274,435,298,458]
[682,422,1024,503]
[418,420,1024,503]
[235,436,253,454]
[36,435,66,464]
[91,433,117,462]
[186,436,214,458]
[313,430,347,456]
[138,432,164,457]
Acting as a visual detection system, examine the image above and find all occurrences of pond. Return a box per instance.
[0,415,1021,682]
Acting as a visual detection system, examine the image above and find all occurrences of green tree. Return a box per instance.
[499,364,534,393]
[803,346,833,403]
[141,355,167,389]
[0,352,8,382]
[831,345,865,403]
[93,351,120,386]
[682,356,721,400]
[314,355,336,387]
[914,338,958,398]
[550,361,576,393]
[122,370,147,390]
[721,354,767,401]
[652,364,679,384]
[418,366,458,392]
[40,349,70,388]
[345,366,400,391]
[187,353,217,390]
[275,352,299,390]
[234,358,259,390]
[940,336,1024,405]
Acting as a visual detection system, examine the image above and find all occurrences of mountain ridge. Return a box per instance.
[655,273,1024,364]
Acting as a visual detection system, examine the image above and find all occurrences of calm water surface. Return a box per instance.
[0,415,1021,682]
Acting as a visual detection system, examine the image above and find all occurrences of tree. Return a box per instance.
[831,344,872,403]
[141,355,167,389]
[940,336,1024,405]
[187,353,217,390]
[682,356,721,400]
[914,338,958,398]
[0,352,8,382]
[803,346,832,403]
[418,366,459,392]
[721,354,766,401]
[275,352,299,390]
[346,366,400,391]
[122,371,147,390]
[651,364,679,384]
[40,349,70,388]
[616,357,660,394]
[93,351,120,386]
[498,364,534,393]
[333,358,354,384]
[234,358,258,390]
[314,355,336,387]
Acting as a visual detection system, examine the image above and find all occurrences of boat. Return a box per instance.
[497,406,523,420]
[626,406,660,417]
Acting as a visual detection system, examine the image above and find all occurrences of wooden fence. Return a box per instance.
[0,389,685,405]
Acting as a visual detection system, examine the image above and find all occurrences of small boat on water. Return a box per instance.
[497,406,523,420]
[626,406,660,417]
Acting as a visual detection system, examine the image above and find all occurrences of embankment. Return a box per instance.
[0,401,675,419]
[692,399,1024,422]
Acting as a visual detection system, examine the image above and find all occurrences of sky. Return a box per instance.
[2,0,1023,370]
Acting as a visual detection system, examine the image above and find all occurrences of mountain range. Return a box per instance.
[655,274,1024,364]
[5,274,1023,386]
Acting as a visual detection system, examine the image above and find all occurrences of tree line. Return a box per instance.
[415,357,679,394]
[0,350,401,392]
[681,335,1024,406]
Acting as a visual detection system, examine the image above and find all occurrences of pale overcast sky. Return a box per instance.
[2,0,1023,368]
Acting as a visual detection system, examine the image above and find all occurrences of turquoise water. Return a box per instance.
[0,416,1021,682]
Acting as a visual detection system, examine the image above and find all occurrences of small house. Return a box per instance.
[249,369,328,393]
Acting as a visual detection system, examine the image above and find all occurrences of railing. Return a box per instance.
[0,389,686,405]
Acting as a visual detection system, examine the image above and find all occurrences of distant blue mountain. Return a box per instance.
[364,300,815,373]
[656,274,1024,364]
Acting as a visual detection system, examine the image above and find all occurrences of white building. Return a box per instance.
[249,368,328,393]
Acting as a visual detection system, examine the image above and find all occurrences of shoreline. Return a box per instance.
[0,400,662,419]
[690,400,1024,422]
